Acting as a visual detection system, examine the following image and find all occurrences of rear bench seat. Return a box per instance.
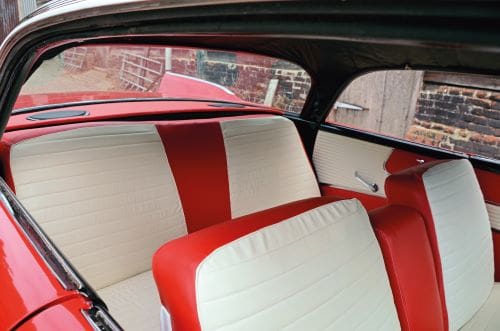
[0,115,321,330]
[153,199,401,331]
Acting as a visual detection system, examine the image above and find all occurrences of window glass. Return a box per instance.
[16,45,310,113]
[327,71,500,160]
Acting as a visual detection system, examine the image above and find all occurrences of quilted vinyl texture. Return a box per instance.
[98,271,160,331]
[195,199,400,331]
[10,125,187,289]
[313,131,393,197]
[423,159,494,330]
[221,116,320,218]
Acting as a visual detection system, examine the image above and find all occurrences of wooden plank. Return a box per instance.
[424,71,500,91]
[123,60,162,75]
[121,69,154,83]
[330,70,423,138]
[0,0,20,40]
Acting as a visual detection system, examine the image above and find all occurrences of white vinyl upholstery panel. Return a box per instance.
[423,159,494,330]
[487,203,500,231]
[195,199,400,331]
[10,125,187,289]
[313,131,393,197]
[221,116,320,218]
[98,270,160,331]
[460,284,500,331]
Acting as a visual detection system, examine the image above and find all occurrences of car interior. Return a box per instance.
[1,110,498,330]
[0,2,499,330]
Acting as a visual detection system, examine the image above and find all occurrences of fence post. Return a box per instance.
[17,0,37,19]
[264,79,279,106]
[196,50,206,79]
[164,48,172,72]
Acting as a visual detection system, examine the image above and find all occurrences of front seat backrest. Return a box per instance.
[385,159,493,330]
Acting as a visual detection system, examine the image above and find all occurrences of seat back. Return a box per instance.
[385,159,493,330]
[153,199,401,331]
[220,116,320,218]
[9,124,187,289]
[157,115,321,228]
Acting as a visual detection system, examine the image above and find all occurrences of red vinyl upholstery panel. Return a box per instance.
[369,205,445,331]
[476,169,500,204]
[320,184,387,210]
[152,196,339,331]
[384,161,449,330]
[494,230,500,282]
[17,296,92,331]
[384,149,436,174]
[157,122,231,233]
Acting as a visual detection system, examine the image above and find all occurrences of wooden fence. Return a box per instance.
[329,71,424,138]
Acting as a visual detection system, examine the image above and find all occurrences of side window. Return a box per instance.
[326,71,500,160]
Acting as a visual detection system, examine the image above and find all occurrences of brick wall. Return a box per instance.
[406,83,500,159]
[168,50,310,112]
[80,47,310,113]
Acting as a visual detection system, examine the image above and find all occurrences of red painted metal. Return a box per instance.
[158,72,245,103]
[7,99,279,131]
[14,91,163,110]
[14,71,246,111]
[17,296,93,331]
[0,202,78,330]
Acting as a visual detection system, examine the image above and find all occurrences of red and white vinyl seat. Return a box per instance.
[385,159,498,330]
[153,158,498,331]
[3,112,497,330]
[0,115,320,330]
[153,198,401,331]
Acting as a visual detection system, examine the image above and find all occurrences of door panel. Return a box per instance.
[313,127,500,281]
[313,130,393,197]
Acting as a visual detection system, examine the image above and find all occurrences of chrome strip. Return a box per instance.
[0,190,14,215]
[354,171,379,193]
[0,177,82,290]
[26,110,89,121]
[81,306,123,331]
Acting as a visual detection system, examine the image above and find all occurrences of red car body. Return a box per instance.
[0,1,498,331]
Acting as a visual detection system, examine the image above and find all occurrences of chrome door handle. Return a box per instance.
[354,171,379,193]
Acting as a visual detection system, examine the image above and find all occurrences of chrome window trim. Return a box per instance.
[0,177,83,290]
[81,306,123,331]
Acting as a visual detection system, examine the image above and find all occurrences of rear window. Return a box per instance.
[16,45,311,113]
[327,70,500,160]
